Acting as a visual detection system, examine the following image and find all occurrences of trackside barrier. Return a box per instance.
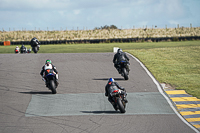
[113,47,119,53]
[4,41,10,46]
[0,36,200,45]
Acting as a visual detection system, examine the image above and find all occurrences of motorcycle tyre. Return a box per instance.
[49,80,57,94]
[33,47,38,53]
[117,98,126,113]
[122,68,129,80]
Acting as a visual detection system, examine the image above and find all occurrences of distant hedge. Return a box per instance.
[1,36,199,45]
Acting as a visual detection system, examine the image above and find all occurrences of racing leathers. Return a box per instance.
[113,51,130,73]
[30,37,40,47]
[15,47,20,53]
[20,45,27,53]
[105,81,128,105]
[40,64,59,86]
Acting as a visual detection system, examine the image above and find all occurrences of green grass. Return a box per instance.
[1,41,200,53]
[126,45,200,99]
[1,41,200,98]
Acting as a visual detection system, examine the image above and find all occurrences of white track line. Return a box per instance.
[126,52,199,133]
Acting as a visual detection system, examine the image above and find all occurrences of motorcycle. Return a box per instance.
[110,88,127,113]
[45,70,58,94]
[15,49,19,54]
[117,60,129,80]
[27,48,32,53]
[31,43,40,53]
[20,47,27,53]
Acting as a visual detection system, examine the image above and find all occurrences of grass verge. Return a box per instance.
[126,45,200,99]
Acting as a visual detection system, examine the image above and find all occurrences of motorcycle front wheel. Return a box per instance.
[117,98,126,113]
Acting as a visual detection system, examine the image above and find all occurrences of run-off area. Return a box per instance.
[25,92,175,117]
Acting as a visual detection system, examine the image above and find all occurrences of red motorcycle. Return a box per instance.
[110,89,127,113]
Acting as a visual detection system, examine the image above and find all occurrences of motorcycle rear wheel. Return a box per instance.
[33,47,38,53]
[122,68,129,80]
[49,80,57,94]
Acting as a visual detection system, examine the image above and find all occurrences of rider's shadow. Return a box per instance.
[80,111,120,114]
[19,91,52,94]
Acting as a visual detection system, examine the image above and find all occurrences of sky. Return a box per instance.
[0,0,200,31]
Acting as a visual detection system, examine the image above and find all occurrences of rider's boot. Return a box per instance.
[56,80,59,86]
[124,97,128,103]
[117,68,121,74]
[111,102,118,111]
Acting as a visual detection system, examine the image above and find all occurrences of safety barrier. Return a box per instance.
[0,36,200,45]
[3,41,11,46]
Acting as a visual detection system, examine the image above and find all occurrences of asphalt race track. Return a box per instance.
[0,53,197,133]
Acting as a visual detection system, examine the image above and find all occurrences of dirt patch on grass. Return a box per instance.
[161,83,176,90]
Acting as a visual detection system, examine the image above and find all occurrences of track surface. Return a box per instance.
[0,53,196,133]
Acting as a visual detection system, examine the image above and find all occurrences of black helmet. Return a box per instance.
[117,48,122,53]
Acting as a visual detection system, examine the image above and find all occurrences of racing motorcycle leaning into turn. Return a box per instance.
[30,37,40,53]
[110,88,127,113]
[113,48,130,80]
[117,60,130,80]
[105,78,128,113]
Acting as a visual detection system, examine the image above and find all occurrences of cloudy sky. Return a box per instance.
[0,0,199,31]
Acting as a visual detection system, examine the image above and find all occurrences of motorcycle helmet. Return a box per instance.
[117,48,122,53]
[108,78,115,82]
[46,59,52,66]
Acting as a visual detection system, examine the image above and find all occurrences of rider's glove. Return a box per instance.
[121,88,125,91]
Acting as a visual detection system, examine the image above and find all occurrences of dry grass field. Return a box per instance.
[1,27,200,42]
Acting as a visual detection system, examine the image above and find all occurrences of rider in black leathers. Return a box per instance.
[30,37,40,46]
[105,78,128,109]
[20,45,27,53]
[113,48,130,73]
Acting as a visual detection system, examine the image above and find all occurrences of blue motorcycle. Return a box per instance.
[45,70,57,94]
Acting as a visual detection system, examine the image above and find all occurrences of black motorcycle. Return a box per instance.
[20,47,27,54]
[31,43,40,53]
[45,70,57,94]
[110,88,127,113]
[117,60,129,80]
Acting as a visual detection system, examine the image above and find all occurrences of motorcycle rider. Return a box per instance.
[15,46,20,53]
[20,44,27,53]
[40,59,59,87]
[113,48,130,73]
[30,37,40,47]
[105,78,128,110]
